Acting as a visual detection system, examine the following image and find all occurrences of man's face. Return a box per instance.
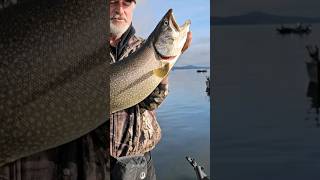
[110,0,135,37]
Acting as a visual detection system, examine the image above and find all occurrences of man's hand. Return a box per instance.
[160,76,169,84]
[181,31,192,53]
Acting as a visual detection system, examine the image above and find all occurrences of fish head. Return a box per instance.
[153,9,191,62]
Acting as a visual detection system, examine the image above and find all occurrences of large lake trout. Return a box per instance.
[111,9,191,113]
[0,0,190,166]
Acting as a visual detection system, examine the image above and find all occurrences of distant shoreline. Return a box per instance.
[212,22,320,26]
[173,65,210,70]
[212,12,320,26]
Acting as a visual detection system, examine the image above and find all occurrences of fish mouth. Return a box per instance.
[155,45,177,61]
[168,9,180,31]
[167,9,191,32]
[159,55,176,61]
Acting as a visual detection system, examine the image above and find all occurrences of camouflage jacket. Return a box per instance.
[109,26,168,157]
[0,124,109,180]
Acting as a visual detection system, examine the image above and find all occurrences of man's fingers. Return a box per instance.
[182,31,192,53]
[160,76,169,84]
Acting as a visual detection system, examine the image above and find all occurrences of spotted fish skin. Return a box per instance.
[0,0,109,166]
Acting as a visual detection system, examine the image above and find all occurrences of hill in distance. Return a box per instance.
[173,65,210,70]
[212,12,320,25]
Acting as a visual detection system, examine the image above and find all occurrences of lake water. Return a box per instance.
[152,70,211,180]
[213,24,320,179]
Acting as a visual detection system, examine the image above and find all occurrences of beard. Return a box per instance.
[110,21,130,37]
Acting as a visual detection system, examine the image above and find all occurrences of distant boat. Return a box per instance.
[276,24,311,35]
[196,70,207,73]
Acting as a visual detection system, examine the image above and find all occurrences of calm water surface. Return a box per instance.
[153,70,210,180]
[213,24,320,179]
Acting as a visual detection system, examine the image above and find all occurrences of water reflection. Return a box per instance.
[305,44,320,127]
[306,82,320,127]
[214,24,320,180]
[206,76,210,97]
[154,70,210,180]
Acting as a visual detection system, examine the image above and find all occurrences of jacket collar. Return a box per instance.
[111,24,136,61]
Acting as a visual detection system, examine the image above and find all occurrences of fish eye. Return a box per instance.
[164,20,169,26]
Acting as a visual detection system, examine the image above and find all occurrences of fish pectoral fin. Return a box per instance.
[153,63,170,78]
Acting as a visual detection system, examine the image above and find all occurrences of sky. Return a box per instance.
[132,0,210,66]
[214,0,320,17]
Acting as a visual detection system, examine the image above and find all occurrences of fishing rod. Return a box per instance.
[186,156,210,180]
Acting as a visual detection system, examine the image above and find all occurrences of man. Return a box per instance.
[109,0,191,180]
